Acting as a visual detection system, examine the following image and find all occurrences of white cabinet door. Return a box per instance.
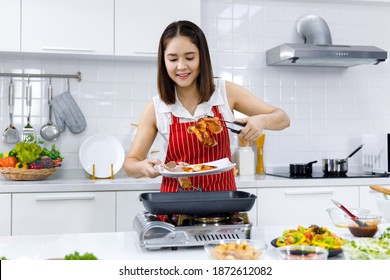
[257,186,359,227]
[21,0,114,55]
[0,194,11,236]
[116,191,153,232]
[0,0,20,51]
[12,192,116,235]
[115,0,201,57]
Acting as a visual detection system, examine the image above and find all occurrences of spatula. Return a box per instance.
[331,199,368,227]
[22,80,35,142]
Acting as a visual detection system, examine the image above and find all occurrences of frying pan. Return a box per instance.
[139,190,257,215]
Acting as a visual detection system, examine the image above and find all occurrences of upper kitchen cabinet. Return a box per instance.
[115,0,201,57]
[0,0,21,52]
[21,0,114,55]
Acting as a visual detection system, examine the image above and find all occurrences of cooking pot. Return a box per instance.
[322,144,364,175]
[289,161,317,176]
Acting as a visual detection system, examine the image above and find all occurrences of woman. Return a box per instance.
[124,20,290,192]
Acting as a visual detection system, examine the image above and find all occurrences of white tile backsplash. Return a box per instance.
[1,0,390,171]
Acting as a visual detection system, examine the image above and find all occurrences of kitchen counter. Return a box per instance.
[0,168,389,193]
[2,224,384,260]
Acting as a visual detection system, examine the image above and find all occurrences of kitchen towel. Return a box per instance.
[49,91,87,134]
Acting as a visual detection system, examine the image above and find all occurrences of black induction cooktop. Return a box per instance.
[266,172,390,179]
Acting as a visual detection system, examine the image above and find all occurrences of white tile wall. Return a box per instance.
[1,0,390,172]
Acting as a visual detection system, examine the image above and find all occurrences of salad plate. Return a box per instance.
[158,158,235,178]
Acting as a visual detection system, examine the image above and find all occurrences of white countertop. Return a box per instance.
[1,168,389,193]
[2,224,380,260]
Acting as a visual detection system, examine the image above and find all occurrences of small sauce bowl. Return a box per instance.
[347,215,382,237]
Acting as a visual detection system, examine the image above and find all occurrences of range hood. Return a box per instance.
[266,43,387,67]
[266,15,387,67]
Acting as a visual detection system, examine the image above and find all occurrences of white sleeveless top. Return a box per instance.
[152,78,236,145]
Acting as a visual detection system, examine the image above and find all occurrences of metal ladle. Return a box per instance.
[40,79,60,141]
[2,78,20,144]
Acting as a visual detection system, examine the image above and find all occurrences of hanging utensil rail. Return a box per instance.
[0,71,82,82]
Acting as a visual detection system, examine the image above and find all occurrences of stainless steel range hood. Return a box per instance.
[266,15,387,67]
[266,43,387,67]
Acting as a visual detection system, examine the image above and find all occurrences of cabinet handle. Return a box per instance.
[133,51,157,55]
[35,195,96,202]
[284,190,335,196]
[41,46,95,53]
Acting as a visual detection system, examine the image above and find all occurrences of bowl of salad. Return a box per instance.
[342,227,390,260]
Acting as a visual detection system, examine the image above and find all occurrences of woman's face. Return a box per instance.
[164,36,200,90]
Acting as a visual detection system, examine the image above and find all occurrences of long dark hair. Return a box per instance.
[157,20,215,105]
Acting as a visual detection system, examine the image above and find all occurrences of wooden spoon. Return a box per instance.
[370,185,390,200]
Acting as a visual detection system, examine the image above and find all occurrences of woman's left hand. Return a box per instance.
[235,115,265,145]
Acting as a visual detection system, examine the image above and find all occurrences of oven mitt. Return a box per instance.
[49,91,87,134]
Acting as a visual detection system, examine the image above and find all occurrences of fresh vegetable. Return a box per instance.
[64,251,97,260]
[41,144,64,160]
[0,156,18,168]
[342,230,390,260]
[0,256,7,260]
[15,162,28,169]
[29,162,44,169]
[14,142,44,164]
[275,225,346,250]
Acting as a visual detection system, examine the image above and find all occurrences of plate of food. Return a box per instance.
[158,157,235,178]
[270,225,346,258]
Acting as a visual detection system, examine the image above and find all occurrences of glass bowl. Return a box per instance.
[346,214,382,237]
[204,239,267,260]
[327,207,370,228]
[275,245,329,260]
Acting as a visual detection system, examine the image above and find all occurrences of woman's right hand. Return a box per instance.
[138,158,162,178]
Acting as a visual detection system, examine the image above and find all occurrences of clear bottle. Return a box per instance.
[237,146,255,176]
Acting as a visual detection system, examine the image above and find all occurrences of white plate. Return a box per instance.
[159,158,236,178]
[79,134,125,178]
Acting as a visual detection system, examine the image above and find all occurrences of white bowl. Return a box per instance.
[376,197,390,223]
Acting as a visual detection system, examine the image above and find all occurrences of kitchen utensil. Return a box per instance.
[331,199,368,227]
[205,115,245,134]
[289,160,317,176]
[322,144,364,174]
[339,144,364,164]
[256,134,265,174]
[370,185,390,196]
[139,190,257,215]
[2,79,20,144]
[22,79,35,141]
[40,80,60,141]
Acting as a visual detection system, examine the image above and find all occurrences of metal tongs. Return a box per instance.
[205,115,245,134]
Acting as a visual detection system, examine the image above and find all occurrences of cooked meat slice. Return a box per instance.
[187,117,222,147]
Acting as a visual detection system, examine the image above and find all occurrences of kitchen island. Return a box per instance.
[2,224,386,260]
[0,169,389,236]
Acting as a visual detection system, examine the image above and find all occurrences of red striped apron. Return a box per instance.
[161,106,236,192]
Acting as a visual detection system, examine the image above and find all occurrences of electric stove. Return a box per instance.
[266,172,390,179]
